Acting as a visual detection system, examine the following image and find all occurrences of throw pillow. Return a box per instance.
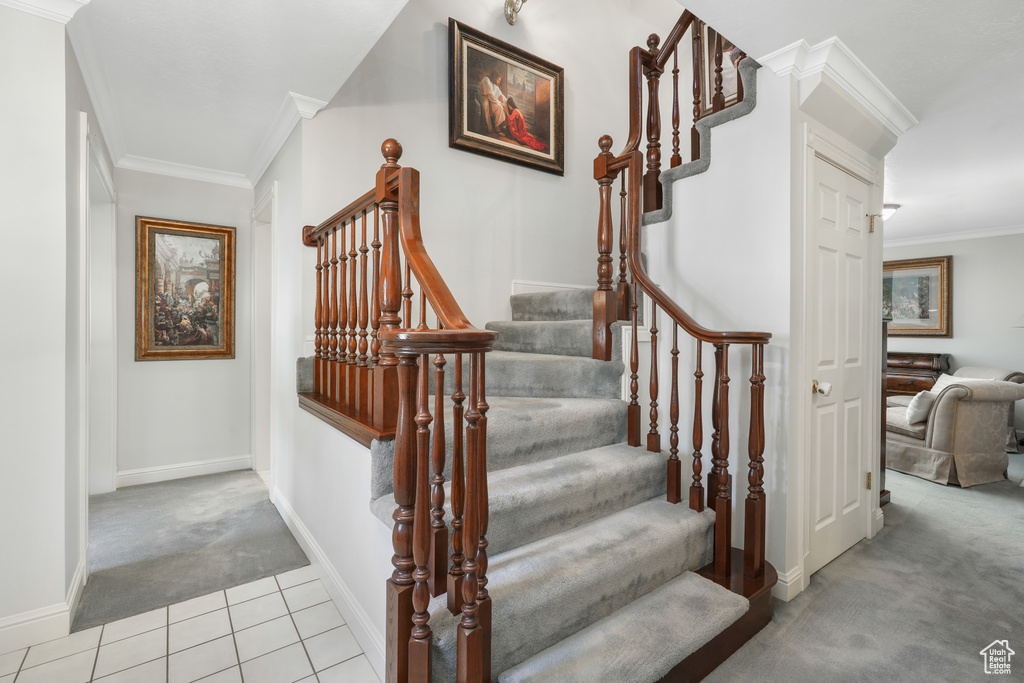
[929,373,957,394]
[906,391,935,424]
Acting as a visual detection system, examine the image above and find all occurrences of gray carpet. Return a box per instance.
[707,454,1024,682]
[72,470,308,631]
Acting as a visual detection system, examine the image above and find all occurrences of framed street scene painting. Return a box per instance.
[136,216,235,360]
[449,18,564,175]
[882,255,952,337]
[698,22,745,116]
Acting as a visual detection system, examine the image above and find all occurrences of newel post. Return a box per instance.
[643,34,664,213]
[374,140,403,435]
[593,135,618,361]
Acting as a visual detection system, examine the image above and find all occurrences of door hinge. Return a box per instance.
[866,472,872,490]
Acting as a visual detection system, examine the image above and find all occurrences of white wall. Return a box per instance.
[885,232,1024,430]
[114,169,254,482]
[0,6,71,650]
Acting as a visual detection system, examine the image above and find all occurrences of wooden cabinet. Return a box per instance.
[886,352,951,397]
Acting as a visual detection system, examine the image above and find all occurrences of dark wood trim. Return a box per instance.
[298,392,393,447]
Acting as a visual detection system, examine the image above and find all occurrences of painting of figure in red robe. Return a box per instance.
[449,19,564,175]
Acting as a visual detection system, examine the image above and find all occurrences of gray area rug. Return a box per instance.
[708,453,1024,682]
[72,470,308,631]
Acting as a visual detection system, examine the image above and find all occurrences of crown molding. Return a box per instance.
[883,223,1024,248]
[67,18,127,165]
[118,155,253,189]
[758,37,918,139]
[247,91,328,186]
[0,0,88,23]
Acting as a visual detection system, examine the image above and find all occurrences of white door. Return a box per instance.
[806,154,873,576]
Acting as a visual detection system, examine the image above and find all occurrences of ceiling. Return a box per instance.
[676,0,1024,245]
[58,0,1024,243]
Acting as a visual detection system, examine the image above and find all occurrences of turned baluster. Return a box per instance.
[337,223,348,405]
[314,238,323,394]
[429,353,448,597]
[628,277,641,447]
[643,34,664,212]
[671,46,681,168]
[447,354,466,615]
[744,343,766,580]
[409,354,433,681]
[616,174,629,320]
[707,343,722,511]
[403,262,413,331]
[667,323,681,503]
[358,211,370,366]
[593,135,617,361]
[371,207,382,366]
[648,303,661,452]
[475,354,491,682]
[348,216,358,367]
[712,342,732,578]
[387,350,418,683]
[712,32,725,113]
[326,231,337,402]
[458,355,483,683]
[691,22,702,161]
[690,341,705,512]
[377,141,403,485]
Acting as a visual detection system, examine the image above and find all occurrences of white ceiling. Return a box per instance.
[676,0,1024,244]
[58,0,1024,242]
[67,0,409,187]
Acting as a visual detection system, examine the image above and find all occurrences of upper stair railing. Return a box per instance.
[593,12,773,589]
[302,140,497,683]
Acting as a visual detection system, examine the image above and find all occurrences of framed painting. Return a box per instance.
[698,22,744,116]
[882,256,952,337]
[136,216,235,360]
[449,18,564,175]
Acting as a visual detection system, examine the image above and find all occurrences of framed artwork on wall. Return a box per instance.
[135,216,236,360]
[882,255,952,337]
[448,18,565,175]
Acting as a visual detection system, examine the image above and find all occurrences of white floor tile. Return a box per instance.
[291,600,346,640]
[228,591,288,630]
[225,577,278,605]
[101,607,167,645]
[93,627,166,678]
[303,625,362,672]
[0,648,25,677]
[239,642,313,683]
[21,626,100,668]
[282,580,330,612]
[169,591,226,624]
[169,608,232,654]
[94,657,167,683]
[15,649,96,683]
[0,673,14,683]
[195,665,242,682]
[167,635,237,683]
[275,565,317,590]
[317,655,380,683]
[234,615,299,663]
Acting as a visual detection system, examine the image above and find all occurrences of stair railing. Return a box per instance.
[593,12,770,588]
[303,140,496,683]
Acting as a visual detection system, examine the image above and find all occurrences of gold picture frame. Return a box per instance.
[135,216,236,360]
[882,255,952,337]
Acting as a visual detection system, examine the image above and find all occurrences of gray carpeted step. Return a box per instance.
[369,396,626,499]
[469,350,623,399]
[498,571,749,683]
[370,442,666,556]
[511,289,595,321]
[486,320,624,359]
[428,499,716,680]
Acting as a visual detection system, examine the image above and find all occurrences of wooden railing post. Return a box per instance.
[643,34,664,212]
[744,343,767,580]
[690,341,705,511]
[691,23,702,162]
[616,175,630,321]
[374,140,403,435]
[448,355,466,615]
[429,353,449,598]
[458,354,484,683]
[593,135,618,361]
[409,354,433,682]
[711,343,732,579]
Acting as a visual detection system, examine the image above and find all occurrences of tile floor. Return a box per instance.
[0,566,380,683]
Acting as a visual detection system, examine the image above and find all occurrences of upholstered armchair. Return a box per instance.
[886,378,1024,487]
[953,367,1024,452]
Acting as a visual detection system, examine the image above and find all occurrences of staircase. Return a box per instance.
[370,288,757,682]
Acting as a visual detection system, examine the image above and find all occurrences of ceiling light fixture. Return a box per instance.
[505,0,527,25]
[882,203,900,220]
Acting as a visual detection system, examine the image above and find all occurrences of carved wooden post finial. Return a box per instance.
[381,138,403,169]
[647,33,661,54]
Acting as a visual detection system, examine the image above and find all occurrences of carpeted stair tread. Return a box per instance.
[370,442,666,556]
[369,396,626,499]
[487,319,624,359]
[428,499,715,680]
[468,350,624,399]
[498,571,749,683]
[510,289,595,321]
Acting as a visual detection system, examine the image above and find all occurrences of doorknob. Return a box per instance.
[812,380,833,396]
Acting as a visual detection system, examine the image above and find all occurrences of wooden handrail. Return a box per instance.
[303,189,377,246]
[652,10,695,70]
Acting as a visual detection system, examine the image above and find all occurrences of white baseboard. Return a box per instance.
[116,455,252,489]
[270,487,385,680]
[773,566,804,602]
[0,602,69,655]
[510,279,592,295]
[872,506,885,535]
[66,560,87,630]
